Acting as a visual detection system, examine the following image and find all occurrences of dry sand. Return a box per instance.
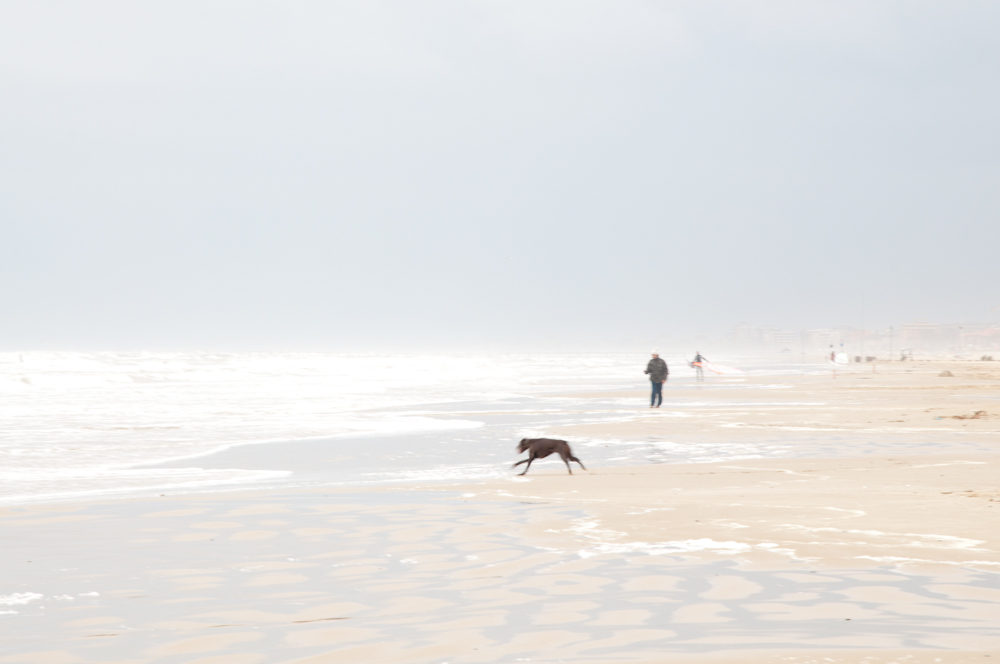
[554,359,1000,444]
[1,360,998,663]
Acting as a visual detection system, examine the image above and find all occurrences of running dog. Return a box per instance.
[512,438,586,476]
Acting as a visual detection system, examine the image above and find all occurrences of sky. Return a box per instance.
[2,1,998,351]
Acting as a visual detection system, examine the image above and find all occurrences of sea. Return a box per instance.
[0,351,818,505]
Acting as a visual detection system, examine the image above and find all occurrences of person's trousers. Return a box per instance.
[650,380,663,407]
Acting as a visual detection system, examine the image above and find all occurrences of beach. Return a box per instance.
[2,358,999,662]
[6,0,998,660]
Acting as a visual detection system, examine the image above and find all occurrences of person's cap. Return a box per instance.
[652,348,659,354]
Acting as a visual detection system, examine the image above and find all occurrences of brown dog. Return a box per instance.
[512,438,586,476]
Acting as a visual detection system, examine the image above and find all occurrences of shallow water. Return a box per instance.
[0,352,629,503]
[0,352,813,504]
[3,352,984,505]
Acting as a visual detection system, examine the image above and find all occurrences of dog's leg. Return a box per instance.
[560,452,573,474]
[518,454,536,476]
[570,455,586,471]
[511,459,529,469]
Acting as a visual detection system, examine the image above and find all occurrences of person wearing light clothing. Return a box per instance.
[644,349,668,408]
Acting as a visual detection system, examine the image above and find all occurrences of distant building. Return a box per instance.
[807,329,840,350]
[730,324,801,352]
[726,320,1000,356]
[731,323,761,347]
[900,322,939,349]
[766,329,801,351]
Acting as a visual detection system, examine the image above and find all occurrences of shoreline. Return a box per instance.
[9,359,999,509]
[2,359,999,661]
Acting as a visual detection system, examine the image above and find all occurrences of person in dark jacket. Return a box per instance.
[644,349,668,408]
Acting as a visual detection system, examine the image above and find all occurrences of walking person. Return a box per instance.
[692,351,707,382]
[644,349,668,408]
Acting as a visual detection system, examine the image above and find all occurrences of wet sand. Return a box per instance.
[2,477,998,664]
[1,359,998,662]
[555,359,1000,445]
[442,453,1000,573]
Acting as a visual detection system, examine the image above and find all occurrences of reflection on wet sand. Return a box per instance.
[1,479,998,663]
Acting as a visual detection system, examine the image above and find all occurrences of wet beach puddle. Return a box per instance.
[1,491,999,663]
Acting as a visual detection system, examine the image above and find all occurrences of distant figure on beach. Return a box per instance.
[644,349,668,408]
[692,351,707,382]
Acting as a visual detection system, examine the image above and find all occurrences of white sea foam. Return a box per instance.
[0,352,829,503]
[780,525,986,550]
[577,538,766,558]
[0,593,43,606]
[0,351,649,503]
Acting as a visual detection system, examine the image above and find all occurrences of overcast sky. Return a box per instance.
[2,1,998,350]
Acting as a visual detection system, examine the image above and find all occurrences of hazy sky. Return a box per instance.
[2,1,998,350]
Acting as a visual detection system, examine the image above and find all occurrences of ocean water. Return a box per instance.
[0,352,641,503]
[0,352,830,505]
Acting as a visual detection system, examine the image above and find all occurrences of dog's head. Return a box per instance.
[516,438,531,453]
